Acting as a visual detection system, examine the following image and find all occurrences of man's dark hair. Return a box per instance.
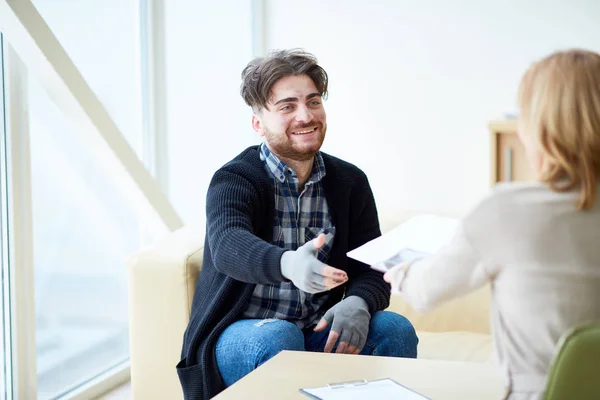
[240,49,329,112]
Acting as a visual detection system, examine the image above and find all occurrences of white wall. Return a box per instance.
[263,0,600,221]
[164,0,255,224]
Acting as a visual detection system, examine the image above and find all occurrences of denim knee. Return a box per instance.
[252,320,305,363]
[216,319,305,386]
[367,311,418,358]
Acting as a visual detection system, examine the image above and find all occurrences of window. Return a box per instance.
[0,33,10,400]
[31,0,143,155]
[22,1,145,397]
[28,75,143,399]
[0,1,178,397]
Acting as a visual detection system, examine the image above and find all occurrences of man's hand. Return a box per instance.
[280,233,348,294]
[313,296,371,354]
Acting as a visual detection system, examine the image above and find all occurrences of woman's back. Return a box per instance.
[464,181,600,398]
[384,49,600,400]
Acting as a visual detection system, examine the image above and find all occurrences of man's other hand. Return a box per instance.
[313,296,371,354]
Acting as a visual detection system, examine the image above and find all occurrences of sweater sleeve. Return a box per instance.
[344,173,391,313]
[389,222,496,312]
[205,168,287,284]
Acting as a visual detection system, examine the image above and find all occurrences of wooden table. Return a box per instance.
[214,350,505,399]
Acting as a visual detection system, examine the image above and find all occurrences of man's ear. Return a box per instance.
[252,113,265,136]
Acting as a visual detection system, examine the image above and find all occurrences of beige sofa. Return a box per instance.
[127,213,494,400]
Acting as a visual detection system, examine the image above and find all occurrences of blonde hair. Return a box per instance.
[518,49,600,210]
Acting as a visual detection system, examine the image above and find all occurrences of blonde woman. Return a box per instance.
[384,49,600,400]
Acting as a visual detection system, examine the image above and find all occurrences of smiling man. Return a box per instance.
[177,49,418,400]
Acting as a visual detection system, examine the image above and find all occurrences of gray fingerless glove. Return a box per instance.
[321,296,371,352]
[280,236,347,294]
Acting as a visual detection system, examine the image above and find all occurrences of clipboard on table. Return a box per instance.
[299,378,430,399]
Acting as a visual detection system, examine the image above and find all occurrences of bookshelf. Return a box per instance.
[488,119,535,186]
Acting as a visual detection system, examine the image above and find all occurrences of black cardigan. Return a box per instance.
[177,146,390,399]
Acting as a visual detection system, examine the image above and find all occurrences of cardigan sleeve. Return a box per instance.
[205,168,287,285]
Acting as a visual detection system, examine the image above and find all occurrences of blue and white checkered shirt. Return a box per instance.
[242,143,336,328]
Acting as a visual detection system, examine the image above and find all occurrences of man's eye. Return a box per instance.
[310,101,321,106]
[280,105,292,111]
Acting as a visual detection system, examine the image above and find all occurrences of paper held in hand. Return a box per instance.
[346,214,459,273]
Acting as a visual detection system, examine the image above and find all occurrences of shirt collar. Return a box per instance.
[259,142,326,184]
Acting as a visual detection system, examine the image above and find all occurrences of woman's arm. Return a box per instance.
[384,223,497,312]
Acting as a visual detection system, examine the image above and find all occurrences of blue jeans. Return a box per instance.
[215,311,418,386]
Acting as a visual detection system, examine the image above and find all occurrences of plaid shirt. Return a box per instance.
[242,143,336,328]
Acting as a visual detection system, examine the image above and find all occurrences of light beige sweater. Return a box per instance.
[391,181,600,399]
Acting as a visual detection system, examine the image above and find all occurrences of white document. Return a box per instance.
[300,378,429,399]
[347,214,459,272]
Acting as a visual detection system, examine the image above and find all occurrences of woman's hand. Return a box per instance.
[383,263,408,293]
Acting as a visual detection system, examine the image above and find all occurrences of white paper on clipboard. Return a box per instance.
[300,378,430,400]
[347,214,459,272]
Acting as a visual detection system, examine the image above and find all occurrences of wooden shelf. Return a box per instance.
[488,119,517,135]
[489,119,534,186]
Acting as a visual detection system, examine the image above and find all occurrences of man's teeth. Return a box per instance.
[293,127,316,135]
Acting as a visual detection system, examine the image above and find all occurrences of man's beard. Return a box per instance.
[263,123,327,162]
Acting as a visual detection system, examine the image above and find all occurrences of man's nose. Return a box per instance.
[295,105,313,124]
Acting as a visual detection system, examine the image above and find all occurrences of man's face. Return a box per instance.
[252,74,327,162]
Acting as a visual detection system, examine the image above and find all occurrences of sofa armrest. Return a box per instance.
[127,225,204,400]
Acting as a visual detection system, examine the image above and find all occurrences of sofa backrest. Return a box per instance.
[387,285,491,334]
[185,249,203,313]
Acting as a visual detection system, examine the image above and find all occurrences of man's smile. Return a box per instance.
[292,126,318,135]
